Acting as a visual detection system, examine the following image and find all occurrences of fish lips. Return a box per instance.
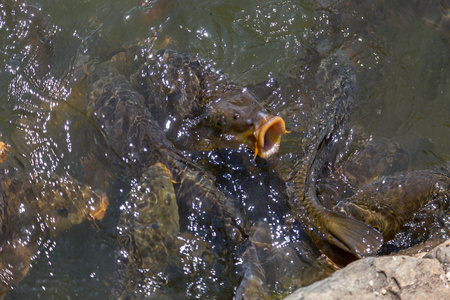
[252,115,288,159]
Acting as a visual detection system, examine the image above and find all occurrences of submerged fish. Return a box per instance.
[0,171,107,297]
[116,163,179,298]
[87,68,269,298]
[335,168,450,241]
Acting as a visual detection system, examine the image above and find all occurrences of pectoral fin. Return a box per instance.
[316,211,383,266]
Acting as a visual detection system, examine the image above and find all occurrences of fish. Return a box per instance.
[197,87,288,160]
[288,135,384,267]
[335,167,450,241]
[116,162,179,298]
[0,171,107,297]
[285,50,384,267]
[234,240,271,300]
[87,71,267,298]
[123,48,288,159]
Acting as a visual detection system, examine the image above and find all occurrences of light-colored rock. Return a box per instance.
[285,240,450,300]
[424,240,450,273]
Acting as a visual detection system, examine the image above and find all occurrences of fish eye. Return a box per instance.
[214,115,227,130]
[57,208,69,217]
[371,222,383,232]
[233,113,240,120]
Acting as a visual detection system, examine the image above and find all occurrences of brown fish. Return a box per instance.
[200,87,287,159]
[285,50,383,267]
[88,69,267,298]
[0,172,107,297]
[335,168,450,241]
[116,163,179,298]
[288,138,384,267]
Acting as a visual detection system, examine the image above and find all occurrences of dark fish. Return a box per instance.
[335,168,450,241]
[87,74,243,232]
[285,50,383,267]
[109,48,288,159]
[200,86,288,160]
[234,240,271,300]
[87,70,268,298]
[289,137,384,267]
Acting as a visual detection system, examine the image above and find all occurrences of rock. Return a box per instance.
[424,240,450,278]
[285,240,450,300]
[424,240,450,272]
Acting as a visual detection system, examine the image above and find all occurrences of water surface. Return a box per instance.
[1,0,449,299]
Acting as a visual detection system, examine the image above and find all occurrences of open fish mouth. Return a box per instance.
[252,115,288,159]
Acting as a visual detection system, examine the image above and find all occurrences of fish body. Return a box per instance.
[335,168,450,241]
[0,173,107,296]
[285,50,383,266]
[116,163,179,298]
[88,74,242,233]
[288,143,383,266]
[93,48,288,159]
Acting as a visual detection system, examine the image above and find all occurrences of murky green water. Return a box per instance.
[1,0,449,299]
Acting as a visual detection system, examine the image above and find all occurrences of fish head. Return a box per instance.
[34,175,108,233]
[202,89,288,159]
[144,162,177,209]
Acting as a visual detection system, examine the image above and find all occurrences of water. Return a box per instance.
[1,0,449,299]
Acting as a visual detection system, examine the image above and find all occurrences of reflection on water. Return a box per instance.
[0,0,449,298]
